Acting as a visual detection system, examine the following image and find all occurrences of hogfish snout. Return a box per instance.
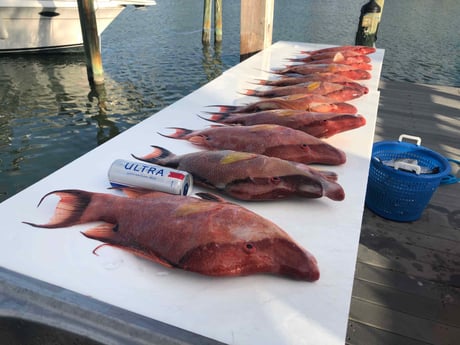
[179,236,320,281]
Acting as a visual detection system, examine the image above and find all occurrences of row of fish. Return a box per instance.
[26,45,376,281]
[129,45,376,202]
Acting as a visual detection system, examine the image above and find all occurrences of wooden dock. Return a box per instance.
[347,80,460,345]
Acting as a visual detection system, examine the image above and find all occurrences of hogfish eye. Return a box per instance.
[244,242,256,253]
[270,176,281,184]
[203,135,211,141]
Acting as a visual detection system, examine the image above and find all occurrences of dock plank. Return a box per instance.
[354,262,460,306]
[347,80,460,345]
[347,320,432,345]
[349,298,460,345]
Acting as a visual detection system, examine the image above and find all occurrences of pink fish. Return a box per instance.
[209,94,358,114]
[301,45,376,56]
[133,147,345,201]
[289,50,373,63]
[24,189,320,281]
[160,124,346,165]
[201,109,366,138]
[273,63,372,75]
[290,55,371,66]
[243,81,368,100]
[257,70,372,86]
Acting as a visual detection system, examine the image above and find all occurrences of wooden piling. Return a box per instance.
[202,0,212,44]
[355,0,384,47]
[240,0,274,61]
[214,0,222,43]
[77,0,104,85]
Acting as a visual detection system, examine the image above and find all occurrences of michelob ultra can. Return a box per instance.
[108,159,192,195]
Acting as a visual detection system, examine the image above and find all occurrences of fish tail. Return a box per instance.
[207,105,240,113]
[132,145,174,164]
[23,190,93,228]
[199,112,231,123]
[243,89,258,96]
[158,127,193,140]
[255,79,269,85]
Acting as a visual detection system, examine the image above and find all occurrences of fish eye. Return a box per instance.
[204,135,211,141]
[244,242,256,253]
[271,176,281,184]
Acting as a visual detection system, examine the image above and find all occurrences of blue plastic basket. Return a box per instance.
[365,135,451,222]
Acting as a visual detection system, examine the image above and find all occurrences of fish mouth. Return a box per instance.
[307,144,347,165]
[274,239,320,281]
[279,264,320,281]
[225,176,325,200]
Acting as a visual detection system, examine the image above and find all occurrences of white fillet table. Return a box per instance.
[0,41,384,345]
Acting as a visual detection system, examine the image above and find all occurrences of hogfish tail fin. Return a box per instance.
[158,127,194,140]
[205,104,242,113]
[198,112,233,124]
[23,190,94,228]
[132,146,177,167]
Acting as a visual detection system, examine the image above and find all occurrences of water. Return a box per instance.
[1,0,459,202]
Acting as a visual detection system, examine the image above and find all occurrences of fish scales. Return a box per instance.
[24,189,320,281]
[210,94,358,114]
[244,81,367,100]
[202,110,366,139]
[133,147,345,201]
[160,124,346,165]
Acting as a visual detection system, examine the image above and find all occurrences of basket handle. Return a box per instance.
[398,134,421,146]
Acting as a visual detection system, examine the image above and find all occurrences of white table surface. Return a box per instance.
[0,41,384,345]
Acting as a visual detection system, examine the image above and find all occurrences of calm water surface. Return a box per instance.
[1,0,459,202]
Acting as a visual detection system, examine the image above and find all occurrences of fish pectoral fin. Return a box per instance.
[95,243,176,269]
[82,223,176,269]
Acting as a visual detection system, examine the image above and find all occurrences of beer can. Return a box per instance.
[108,159,193,195]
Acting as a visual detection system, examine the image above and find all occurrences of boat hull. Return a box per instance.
[0,1,141,53]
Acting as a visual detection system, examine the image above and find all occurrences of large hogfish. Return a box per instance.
[133,147,345,201]
[159,124,346,165]
[243,81,368,100]
[201,109,366,139]
[301,45,376,56]
[24,189,320,281]
[273,63,372,75]
[256,70,372,86]
[289,51,372,63]
[209,94,357,114]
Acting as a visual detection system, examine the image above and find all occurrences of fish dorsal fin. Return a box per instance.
[81,222,119,241]
[220,151,257,165]
[116,187,165,199]
[195,192,227,203]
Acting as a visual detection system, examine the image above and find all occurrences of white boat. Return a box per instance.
[0,0,156,54]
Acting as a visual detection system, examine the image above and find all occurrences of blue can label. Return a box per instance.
[108,159,192,195]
